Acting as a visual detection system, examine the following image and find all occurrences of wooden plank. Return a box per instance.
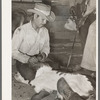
[51,0,69,5]
[50,43,81,47]
[52,5,70,16]
[49,21,69,32]
[49,31,79,40]
[12,2,35,11]
[55,16,68,21]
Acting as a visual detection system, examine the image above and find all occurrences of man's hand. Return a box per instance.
[36,54,43,62]
[41,52,46,62]
[77,16,87,28]
[28,56,38,66]
[37,52,46,62]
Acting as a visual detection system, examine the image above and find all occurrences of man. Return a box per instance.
[74,0,96,75]
[66,0,96,75]
[61,0,96,99]
[12,3,55,81]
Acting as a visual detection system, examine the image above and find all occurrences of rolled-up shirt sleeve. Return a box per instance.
[83,0,96,17]
[40,30,50,57]
[12,28,30,63]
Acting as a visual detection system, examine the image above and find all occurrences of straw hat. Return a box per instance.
[27,3,55,22]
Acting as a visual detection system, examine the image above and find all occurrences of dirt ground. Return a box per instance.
[12,63,36,100]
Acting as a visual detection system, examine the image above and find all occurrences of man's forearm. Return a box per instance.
[12,51,30,63]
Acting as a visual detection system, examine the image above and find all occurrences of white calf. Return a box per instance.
[30,65,93,96]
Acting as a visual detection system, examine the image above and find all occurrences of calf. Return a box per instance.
[15,65,94,99]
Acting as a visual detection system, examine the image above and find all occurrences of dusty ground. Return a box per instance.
[12,63,36,100]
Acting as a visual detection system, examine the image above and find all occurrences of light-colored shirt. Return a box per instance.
[12,21,50,63]
[69,0,83,7]
[83,0,96,17]
[81,21,96,71]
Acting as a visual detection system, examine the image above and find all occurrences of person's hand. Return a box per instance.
[37,52,46,62]
[28,56,38,66]
[77,17,87,28]
[36,54,43,62]
[87,90,96,100]
[64,18,77,31]
[91,72,96,78]
[41,52,46,62]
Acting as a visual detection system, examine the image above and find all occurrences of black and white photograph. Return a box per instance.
[2,0,98,100]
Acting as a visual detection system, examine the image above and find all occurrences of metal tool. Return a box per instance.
[66,29,79,68]
[66,7,80,69]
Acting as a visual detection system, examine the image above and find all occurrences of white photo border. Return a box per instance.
[2,0,98,100]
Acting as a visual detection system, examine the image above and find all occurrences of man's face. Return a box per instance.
[34,14,47,28]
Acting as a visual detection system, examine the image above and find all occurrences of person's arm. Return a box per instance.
[83,0,96,17]
[40,29,50,61]
[12,28,30,63]
[77,0,96,28]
